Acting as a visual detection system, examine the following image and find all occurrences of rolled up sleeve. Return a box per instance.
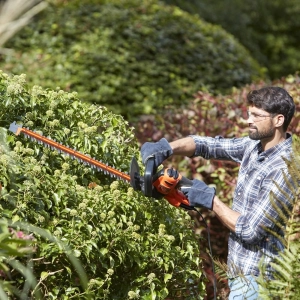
[190,135,249,163]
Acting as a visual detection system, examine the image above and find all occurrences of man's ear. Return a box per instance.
[274,114,285,128]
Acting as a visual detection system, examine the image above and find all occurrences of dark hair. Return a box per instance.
[247,87,295,131]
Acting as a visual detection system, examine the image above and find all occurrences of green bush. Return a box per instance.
[163,0,300,79]
[0,0,263,119]
[0,71,205,299]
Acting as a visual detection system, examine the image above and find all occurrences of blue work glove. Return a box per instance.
[140,138,173,169]
[181,179,215,210]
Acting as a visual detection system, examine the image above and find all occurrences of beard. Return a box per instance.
[248,124,275,140]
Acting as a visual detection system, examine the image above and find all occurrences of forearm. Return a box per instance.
[169,137,196,157]
[212,196,240,232]
[168,138,240,232]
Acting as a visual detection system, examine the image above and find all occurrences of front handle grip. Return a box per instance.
[177,176,193,188]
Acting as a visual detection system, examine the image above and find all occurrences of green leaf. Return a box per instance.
[164,273,172,283]
[52,192,61,205]
[73,249,81,257]
[100,248,108,256]
[41,271,48,280]
[12,215,20,223]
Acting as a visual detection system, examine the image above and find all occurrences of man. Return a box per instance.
[140,87,295,299]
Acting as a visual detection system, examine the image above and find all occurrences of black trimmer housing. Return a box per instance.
[129,156,156,197]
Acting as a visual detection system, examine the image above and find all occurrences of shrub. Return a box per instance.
[0,0,264,119]
[0,71,205,299]
[163,0,300,79]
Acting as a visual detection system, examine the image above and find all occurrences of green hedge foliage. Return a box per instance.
[0,0,263,119]
[0,71,205,299]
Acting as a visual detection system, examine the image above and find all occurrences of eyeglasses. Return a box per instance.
[246,111,275,122]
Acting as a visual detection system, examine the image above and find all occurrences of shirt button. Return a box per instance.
[238,193,241,195]
[257,176,261,180]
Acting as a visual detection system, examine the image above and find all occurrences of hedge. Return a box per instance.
[0,70,205,299]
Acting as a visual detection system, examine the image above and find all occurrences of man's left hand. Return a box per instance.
[181,179,215,210]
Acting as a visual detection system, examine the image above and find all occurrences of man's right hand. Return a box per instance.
[140,138,173,169]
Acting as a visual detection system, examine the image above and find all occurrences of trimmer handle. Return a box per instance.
[151,166,194,209]
[177,176,193,189]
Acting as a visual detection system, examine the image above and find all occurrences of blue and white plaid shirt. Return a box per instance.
[191,134,294,278]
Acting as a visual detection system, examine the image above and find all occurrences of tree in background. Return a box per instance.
[0,0,47,52]
[163,0,300,80]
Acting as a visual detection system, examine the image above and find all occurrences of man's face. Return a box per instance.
[247,106,275,141]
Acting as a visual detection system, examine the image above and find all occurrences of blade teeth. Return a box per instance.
[16,128,129,182]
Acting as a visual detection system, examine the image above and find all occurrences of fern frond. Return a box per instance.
[257,138,300,299]
[214,259,228,281]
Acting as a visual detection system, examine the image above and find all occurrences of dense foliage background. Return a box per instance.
[163,0,300,80]
[0,0,263,119]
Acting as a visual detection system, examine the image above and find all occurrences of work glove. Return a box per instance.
[180,179,215,210]
[141,138,173,169]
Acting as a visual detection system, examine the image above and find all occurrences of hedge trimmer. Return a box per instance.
[8,121,193,209]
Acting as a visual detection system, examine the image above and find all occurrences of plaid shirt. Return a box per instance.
[191,134,294,278]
